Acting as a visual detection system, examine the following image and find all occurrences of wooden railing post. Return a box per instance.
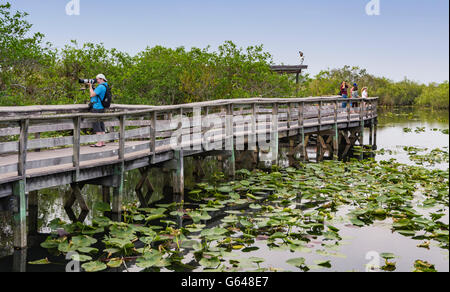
[300,101,306,161]
[119,114,126,161]
[251,103,257,151]
[151,111,157,164]
[287,103,292,135]
[73,116,81,182]
[193,107,202,151]
[18,119,29,178]
[271,102,279,165]
[318,100,322,129]
[347,98,351,122]
[225,103,235,178]
[13,119,29,249]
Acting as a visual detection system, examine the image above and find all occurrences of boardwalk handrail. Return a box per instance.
[0,96,378,191]
[0,96,378,121]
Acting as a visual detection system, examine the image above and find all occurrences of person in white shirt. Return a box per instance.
[362,87,369,98]
[299,51,305,65]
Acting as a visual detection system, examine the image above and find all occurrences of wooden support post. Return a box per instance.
[28,191,38,236]
[102,186,111,205]
[302,134,309,162]
[333,125,339,160]
[369,122,373,146]
[271,103,279,165]
[316,134,321,162]
[333,100,339,160]
[373,119,378,150]
[13,119,28,249]
[172,149,184,203]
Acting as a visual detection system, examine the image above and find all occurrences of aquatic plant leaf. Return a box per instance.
[136,253,162,269]
[286,257,306,268]
[71,254,92,262]
[72,235,97,247]
[82,261,107,272]
[413,260,437,272]
[314,260,332,268]
[145,214,166,222]
[28,258,51,265]
[107,258,123,268]
[199,257,221,269]
[380,253,396,260]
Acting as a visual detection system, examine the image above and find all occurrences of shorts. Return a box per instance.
[91,109,105,133]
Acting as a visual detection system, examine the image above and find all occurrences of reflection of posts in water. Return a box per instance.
[12,249,27,272]
[28,191,39,238]
[135,167,154,208]
[162,150,184,204]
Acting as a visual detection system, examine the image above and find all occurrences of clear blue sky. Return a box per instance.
[7,0,450,83]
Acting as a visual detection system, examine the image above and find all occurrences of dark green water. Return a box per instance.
[0,106,448,272]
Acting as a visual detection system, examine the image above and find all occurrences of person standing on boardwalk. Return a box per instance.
[350,83,359,108]
[361,87,369,98]
[340,81,349,108]
[89,74,108,147]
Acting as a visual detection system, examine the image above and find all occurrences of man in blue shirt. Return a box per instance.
[89,74,108,147]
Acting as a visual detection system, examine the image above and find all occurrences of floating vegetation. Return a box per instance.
[432,128,450,135]
[405,148,449,167]
[32,157,449,272]
[413,260,437,272]
[403,127,449,135]
[403,128,413,133]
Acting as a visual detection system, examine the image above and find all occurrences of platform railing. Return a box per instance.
[0,97,378,183]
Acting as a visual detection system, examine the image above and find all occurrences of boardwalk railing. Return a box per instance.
[0,96,378,191]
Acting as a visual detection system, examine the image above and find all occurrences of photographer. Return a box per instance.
[89,74,108,148]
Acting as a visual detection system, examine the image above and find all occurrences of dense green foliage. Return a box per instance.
[300,66,448,108]
[0,3,448,108]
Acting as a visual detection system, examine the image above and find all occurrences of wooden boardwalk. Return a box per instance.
[0,96,378,248]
